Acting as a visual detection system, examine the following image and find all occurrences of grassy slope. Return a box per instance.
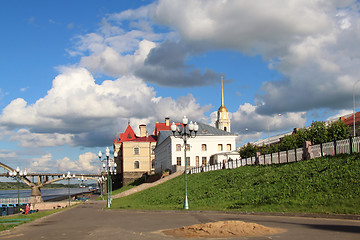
[111,154,360,214]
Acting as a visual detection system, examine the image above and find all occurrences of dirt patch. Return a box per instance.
[162,220,286,238]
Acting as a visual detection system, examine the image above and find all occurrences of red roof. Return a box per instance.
[154,123,171,136]
[114,124,157,144]
[114,124,137,144]
[340,112,360,126]
[154,122,184,136]
[128,135,157,142]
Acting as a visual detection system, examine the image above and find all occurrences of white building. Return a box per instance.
[154,122,237,173]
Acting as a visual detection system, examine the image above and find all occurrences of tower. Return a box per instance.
[215,77,231,132]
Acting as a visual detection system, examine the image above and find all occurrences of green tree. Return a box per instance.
[309,121,328,144]
[294,128,310,148]
[239,143,258,158]
[327,120,350,140]
[260,144,279,155]
[279,135,297,151]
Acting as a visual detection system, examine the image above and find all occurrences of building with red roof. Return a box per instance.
[113,123,157,187]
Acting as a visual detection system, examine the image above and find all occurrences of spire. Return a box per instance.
[218,76,228,112]
[221,76,225,107]
[216,76,231,132]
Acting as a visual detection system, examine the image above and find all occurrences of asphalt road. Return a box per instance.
[1,200,359,240]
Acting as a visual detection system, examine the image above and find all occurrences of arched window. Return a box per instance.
[134,161,140,169]
[202,144,207,151]
[151,159,155,169]
[176,144,181,151]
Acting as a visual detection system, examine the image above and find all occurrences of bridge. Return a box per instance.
[0,162,101,203]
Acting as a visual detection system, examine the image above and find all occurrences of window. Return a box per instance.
[224,127,227,132]
[186,157,190,166]
[218,144,223,151]
[201,144,207,151]
[134,161,140,169]
[186,144,190,151]
[177,157,181,166]
[151,146,156,154]
[134,147,139,155]
[202,157,207,166]
[151,159,155,169]
[227,144,232,151]
[196,156,199,167]
[176,144,181,151]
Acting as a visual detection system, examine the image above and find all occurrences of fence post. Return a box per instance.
[334,139,337,155]
[255,152,260,165]
[320,141,323,157]
[278,151,280,164]
[349,137,353,154]
[302,141,313,160]
[270,152,273,165]
[286,149,289,163]
[295,148,297,162]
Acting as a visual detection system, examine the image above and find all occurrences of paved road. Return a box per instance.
[1,200,359,240]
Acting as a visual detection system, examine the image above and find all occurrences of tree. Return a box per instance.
[239,143,258,158]
[327,120,350,140]
[279,135,297,151]
[294,128,310,148]
[309,121,328,144]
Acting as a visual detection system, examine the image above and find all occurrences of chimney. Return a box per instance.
[139,124,146,137]
[165,117,170,127]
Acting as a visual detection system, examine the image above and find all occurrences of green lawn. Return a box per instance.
[0,208,64,232]
[111,154,360,214]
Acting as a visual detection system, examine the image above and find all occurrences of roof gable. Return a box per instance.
[116,124,137,143]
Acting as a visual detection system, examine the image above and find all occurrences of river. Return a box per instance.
[0,188,88,201]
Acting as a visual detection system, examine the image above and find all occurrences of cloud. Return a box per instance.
[29,153,53,172]
[0,149,16,159]
[27,152,99,173]
[149,0,360,114]
[0,67,211,148]
[57,152,98,173]
[136,40,222,87]
[229,102,307,136]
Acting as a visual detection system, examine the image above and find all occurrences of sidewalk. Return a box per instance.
[113,170,184,199]
[1,200,359,240]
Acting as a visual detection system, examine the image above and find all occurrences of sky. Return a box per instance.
[1,0,360,174]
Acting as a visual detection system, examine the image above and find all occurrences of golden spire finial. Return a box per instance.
[218,76,228,112]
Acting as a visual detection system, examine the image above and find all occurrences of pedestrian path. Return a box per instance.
[113,170,184,199]
[1,199,359,240]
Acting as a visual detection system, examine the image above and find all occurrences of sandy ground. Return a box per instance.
[162,220,286,238]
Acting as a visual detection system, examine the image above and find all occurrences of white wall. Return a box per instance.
[155,135,236,173]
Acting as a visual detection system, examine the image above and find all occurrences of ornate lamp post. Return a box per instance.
[353,80,360,137]
[98,147,117,208]
[97,176,106,200]
[171,116,198,209]
[78,176,87,195]
[8,167,27,212]
[63,171,75,207]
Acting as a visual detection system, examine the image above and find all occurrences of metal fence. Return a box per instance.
[188,136,360,174]
[0,197,30,205]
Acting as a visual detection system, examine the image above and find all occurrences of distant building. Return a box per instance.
[215,78,231,132]
[154,121,237,173]
[113,123,156,187]
[154,80,237,173]
[339,112,360,136]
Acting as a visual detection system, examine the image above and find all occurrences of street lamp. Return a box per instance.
[353,80,360,137]
[98,147,117,208]
[8,167,27,213]
[171,116,198,210]
[78,176,87,195]
[97,176,106,200]
[62,172,75,207]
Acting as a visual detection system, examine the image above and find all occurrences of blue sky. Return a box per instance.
[1,0,359,174]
